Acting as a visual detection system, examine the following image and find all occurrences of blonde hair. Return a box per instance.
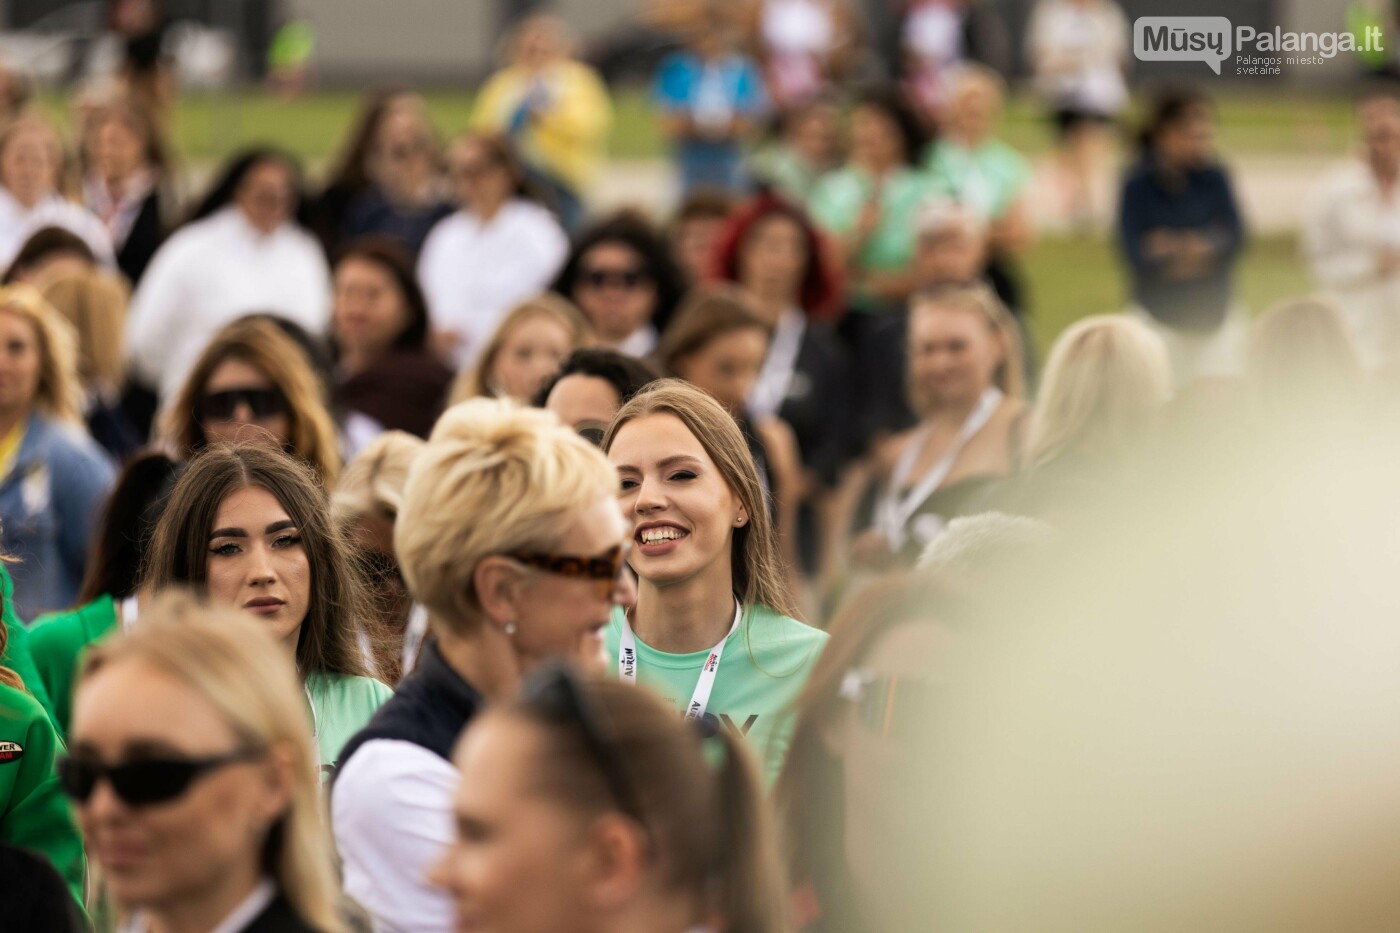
[908,284,1026,416]
[162,317,342,485]
[0,116,76,200]
[395,398,618,633]
[1247,296,1360,409]
[332,430,425,527]
[1025,314,1171,468]
[449,294,592,404]
[602,378,796,618]
[0,283,84,423]
[35,266,128,396]
[78,592,343,932]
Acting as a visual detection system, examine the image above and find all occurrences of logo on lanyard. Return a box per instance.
[621,646,636,678]
[704,651,720,673]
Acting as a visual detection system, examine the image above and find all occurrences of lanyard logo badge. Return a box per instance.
[621,646,635,678]
[704,651,720,673]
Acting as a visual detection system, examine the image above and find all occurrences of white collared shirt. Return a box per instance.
[0,186,115,270]
[612,324,659,360]
[417,199,568,371]
[124,207,331,398]
[122,878,275,933]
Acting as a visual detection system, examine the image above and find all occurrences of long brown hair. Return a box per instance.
[655,284,768,378]
[162,317,342,485]
[602,378,795,618]
[509,670,790,933]
[143,444,372,680]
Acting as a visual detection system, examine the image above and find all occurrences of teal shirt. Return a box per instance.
[923,137,1030,220]
[808,166,937,311]
[28,594,120,740]
[604,603,828,783]
[306,670,393,779]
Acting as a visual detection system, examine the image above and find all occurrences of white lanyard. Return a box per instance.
[619,600,742,721]
[750,308,806,420]
[876,386,1003,550]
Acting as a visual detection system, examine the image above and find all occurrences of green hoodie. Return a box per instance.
[0,565,59,728]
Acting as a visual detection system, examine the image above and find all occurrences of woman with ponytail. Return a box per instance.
[432,664,790,933]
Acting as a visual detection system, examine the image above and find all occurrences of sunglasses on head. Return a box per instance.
[200,387,287,421]
[57,748,262,807]
[508,544,627,602]
[579,267,649,291]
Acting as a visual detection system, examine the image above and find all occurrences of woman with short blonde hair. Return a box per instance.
[67,592,343,932]
[333,397,631,932]
[449,293,591,404]
[163,316,342,484]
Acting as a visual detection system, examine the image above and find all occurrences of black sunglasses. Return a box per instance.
[58,748,262,807]
[508,544,627,602]
[579,267,649,291]
[200,387,287,421]
[522,665,646,824]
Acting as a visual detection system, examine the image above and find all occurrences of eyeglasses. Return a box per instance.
[507,544,627,602]
[578,267,650,291]
[839,669,940,741]
[200,387,287,421]
[523,665,647,825]
[57,748,262,807]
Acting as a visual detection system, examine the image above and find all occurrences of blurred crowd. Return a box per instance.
[0,0,1398,931]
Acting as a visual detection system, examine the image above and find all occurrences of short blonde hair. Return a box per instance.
[450,294,592,404]
[908,283,1026,416]
[1025,314,1171,468]
[0,283,84,424]
[36,265,128,396]
[332,430,425,527]
[395,398,618,633]
[78,592,343,932]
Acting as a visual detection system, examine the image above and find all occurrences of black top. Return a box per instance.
[116,189,166,286]
[1117,156,1245,332]
[777,321,854,488]
[343,187,453,260]
[338,640,485,769]
[0,842,86,933]
[243,893,321,933]
[334,348,453,441]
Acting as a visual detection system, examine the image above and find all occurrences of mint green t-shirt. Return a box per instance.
[808,165,936,312]
[604,603,828,783]
[305,670,393,779]
[923,138,1030,221]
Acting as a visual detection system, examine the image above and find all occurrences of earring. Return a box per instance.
[503,622,517,636]
[735,516,746,526]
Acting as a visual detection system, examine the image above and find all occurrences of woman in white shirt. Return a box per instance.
[417,132,568,372]
[124,148,331,403]
[0,117,113,273]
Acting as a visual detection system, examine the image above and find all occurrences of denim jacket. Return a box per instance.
[0,415,114,620]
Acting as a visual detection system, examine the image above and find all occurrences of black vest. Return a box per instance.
[337,640,485,770]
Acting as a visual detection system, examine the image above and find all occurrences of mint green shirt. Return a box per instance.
[604,603,827,783]
[808,166,936,311]
[306,670,393,777]
[923,137,1030,220]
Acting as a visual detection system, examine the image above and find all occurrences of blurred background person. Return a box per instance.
[340,98,452,259]
[537,346,663,442]
[653,9,769,194]
[911,197,990,291]
[0,285,114,619]
[900,0,1012,120]
[333,431,426,686]
[432,666,790,933]
[162,316,343,485]
[144,444,391,773]
[0,117,113,272]
[331,238,452,453]
[553,211,686,357]
[449,293,591,404]
[0,59,33,132]
[108,0,175,126]
[1246,296,1364,421]
[1026,0,1130,229]
[28,451,184,739]
[748,0,861,112]
[670,188,734,286]
[65,594,344,932]
[842,284,1025,573]
[125,147,330,403]
[1118,88,1245,388]
[471,14,614,232]
[603,380,827,781]
[0,565,86,914]
[924,64,1033,317]
[334,399,627,932]
[80,99,169,285]
[749,95,842,203]
[417,132,568,371]
[1305,88,1400,370]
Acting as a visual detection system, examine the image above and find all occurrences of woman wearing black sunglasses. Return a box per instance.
[332,398,628,933]
[432,665,788,933]
[163,316,342,485]
[64,593,343,932]
[143,444,391,778]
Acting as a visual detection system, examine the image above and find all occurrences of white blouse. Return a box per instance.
[417,199,568,371]
[0,187,115,271]
[124,207,331,398]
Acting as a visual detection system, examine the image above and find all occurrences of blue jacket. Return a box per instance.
[0,416,114,620]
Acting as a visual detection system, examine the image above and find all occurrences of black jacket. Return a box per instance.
[115,190,165,286]
[244,893,322,932]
